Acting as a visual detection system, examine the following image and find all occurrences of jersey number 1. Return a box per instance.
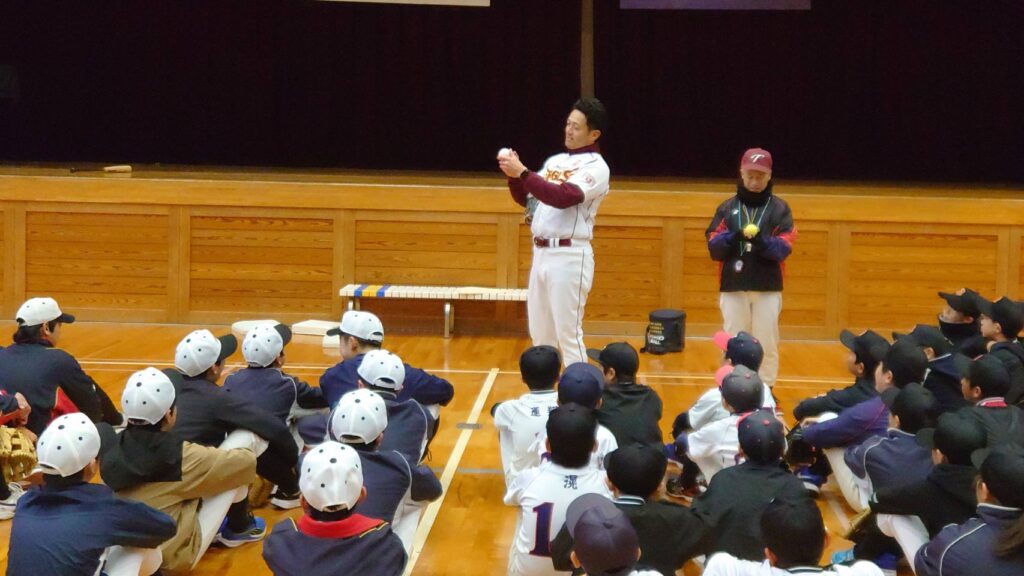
[528,502,555,557]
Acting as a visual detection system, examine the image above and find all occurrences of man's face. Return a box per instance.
[979,314,998,339]
[564,109,599,150]
[740,169,772,193]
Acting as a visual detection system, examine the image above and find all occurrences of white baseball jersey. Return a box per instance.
[494,391,560,486]
[528,423,618,471]
[688,414,742,482]
[688,383,776,431]
[703,553,883,576]
[530,150,610,240]
[504,461,612,576]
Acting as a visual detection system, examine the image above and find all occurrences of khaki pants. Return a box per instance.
[720,291,782,387]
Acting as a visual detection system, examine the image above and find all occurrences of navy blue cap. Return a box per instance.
[558,362,605,408]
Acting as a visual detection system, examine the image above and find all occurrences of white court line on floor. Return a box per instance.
[403,367,499,576]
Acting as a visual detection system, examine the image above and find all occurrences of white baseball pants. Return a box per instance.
[720,291,782,386]
[528,243,594,366]
[823,446,871,513]
[99,546,162,576]
[877,513,930,569]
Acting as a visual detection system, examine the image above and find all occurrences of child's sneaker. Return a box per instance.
[270,489,301,510]
[217,515,267,547]
[0,483,25,520]
[795,466,825,495]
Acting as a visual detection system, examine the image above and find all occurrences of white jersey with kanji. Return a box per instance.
[688,383,776,431]
[528,422,618,471]
[703,553,884,576]
[530,150,610,240]
[688,413,742,482]
[494,390,560,486]
[504,461,612,576]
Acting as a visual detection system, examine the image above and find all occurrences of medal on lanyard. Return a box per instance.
[736,199,771,272]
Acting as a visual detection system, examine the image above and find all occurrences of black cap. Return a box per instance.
[953,353,1011,398]
[558,362,605,408]
[972,444,1024,508]
[546,403,598,462]
[892,325,952,357]
[737,408,785,463]
[713,331,765,371]
[565,494,640,576]
[938,289,983,318]
[273,323,293,347]
[976,296,1024,338]
[880,383,940,433]
[839,329,890,366]
[604,444,667,498]
[586,342,639,378]
[881,338,929,387]
[721,365,765,413]
[917,411,988,466]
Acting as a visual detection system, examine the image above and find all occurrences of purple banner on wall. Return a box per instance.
[621,0,810,9]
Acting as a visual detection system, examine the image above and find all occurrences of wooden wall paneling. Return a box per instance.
[661,218,686,309]
[827,223,851,336]
[1011,228,1023,300]
[585,218,663,327]
[679,220,722,330]
[846,223,1000,332]
[996,228,1012,298]
[0,208,9,317]
[7,204,25,315]
[333,210,356,319]
[23,208,170,321]
[167,206,189,322]
[187,210,334,318]
[495,213,522,326]
[778,224,829,330]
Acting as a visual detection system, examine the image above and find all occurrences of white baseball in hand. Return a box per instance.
[497,147,513,160]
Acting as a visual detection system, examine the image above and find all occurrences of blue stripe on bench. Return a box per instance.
[354,283,368,297]
[377,284,391,298]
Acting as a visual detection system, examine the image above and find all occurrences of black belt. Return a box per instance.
[533,237,573,248]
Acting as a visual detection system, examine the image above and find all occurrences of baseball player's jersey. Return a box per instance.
[504,461,612,576]
[688,384,776,431]
[703,552,883,576]
[528,423,618,471]
[688,414,742,482]
[494,391,560,485]
[530,150,610,241]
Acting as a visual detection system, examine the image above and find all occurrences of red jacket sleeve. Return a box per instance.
[522,172,585,209]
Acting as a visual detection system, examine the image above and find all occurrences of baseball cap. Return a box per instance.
[972,444,1024,508]
[892,325,952,357]
[880,338,928,387]
[938,289,983,318]
[357,349,405,390]
[558,362,605,408]
[953,353,1010,398]
[174,330,238,377]
[740,148,773,173]
[737,408,785,463]
[976,296,1024,338]
[327,310,384,343]
[917,411,988,466]
[838,329,890,365]
[547,403,598,463]
[721,364,765,413]
[35,414,101,477]
[713,331,765,371]
[586,342,639,378]
[242,323,292,368]
[299,441,363,512]
[122,367,177,425]
[15,297,75,327]
[330,388,388,444]
[566,494,640,576]
[714,364,734,387]
[879,383,940,433]
[604,443,667,498]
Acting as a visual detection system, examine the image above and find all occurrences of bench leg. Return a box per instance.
[444,301,454,338]
[348,298,360,311]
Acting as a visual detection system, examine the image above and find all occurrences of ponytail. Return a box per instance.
[995,512,1024,558]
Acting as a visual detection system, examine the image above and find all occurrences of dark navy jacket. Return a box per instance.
[352,448,441,523]
[262,513,406,576]
[958,399,1024,448]
[7,482,176,576]
[801,396,888,449]
[793,376,877,421]
[845,429,933,490]
[320,353,454,408]
[223,366,327,423]
[0,342,122,434]
[870,463,978,537]
[925,355,970,413]
[915,504,1024,576]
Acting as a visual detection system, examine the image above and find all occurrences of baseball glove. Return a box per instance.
[0,426,37,482]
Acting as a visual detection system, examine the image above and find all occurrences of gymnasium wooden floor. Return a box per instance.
[0,321,898,575]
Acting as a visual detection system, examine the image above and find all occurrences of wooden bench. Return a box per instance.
[339,284,528,338]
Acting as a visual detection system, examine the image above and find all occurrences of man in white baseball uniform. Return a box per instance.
[498,98,611,366]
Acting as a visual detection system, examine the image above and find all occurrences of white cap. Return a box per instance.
[299,441,363,512]
[122,367,177,425]
[357,349,405,391]
[36,414,101,477]
[175,330,238,377]
[242,324,292,368]
[330,389,388,444]
[16,297,75,327]
[327,311,384,343]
